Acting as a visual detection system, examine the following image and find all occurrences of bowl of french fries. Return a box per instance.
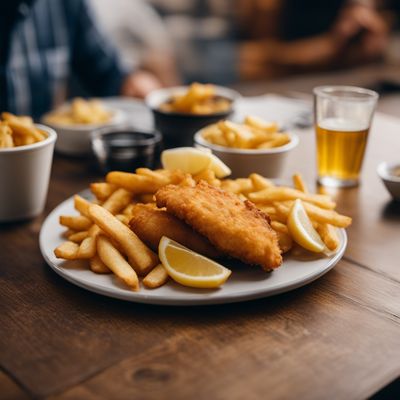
[43,98,125,156]
[194,115,299,178]
[146,83,239,147]
[0,113,56,222]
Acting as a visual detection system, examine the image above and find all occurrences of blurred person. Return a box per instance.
[0,0,163,119]
[150,0,389,83]
[237,0,390,80]
[148,0,238,84]
[89,0,180,86]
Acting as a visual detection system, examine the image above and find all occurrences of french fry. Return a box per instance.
[89,255,111,274]
[159,83,230,114]
[202,125,229,147]
[193,169,221,187]
[45,98,112,125]
[143,264,169,289]
[274,201,351,228]
[202,115,289,150]
[68,230,89,243]
[76,236,97,259]
[90,182,117,201]
[270,220,289,234]
[293,173,308,193]
[249,173,274,191]
[220,178,252,194]
[0,123,14,148]
[74,195,92,218]
[62,229,76,239]
[116,214,130,225]
[59,215,92,231]
[102,188,132,215]
[54,241,79,259]
[234,178,253,194]
[244,115,278,133]
[88,204,159,275]
[316,223,340,251]
[2,112,46,142]
[178,174,196,188]
[248,187,336,209]
[220,121,254,149]
[97,235,139,290]
[257,134,290,149]
[106,171,168,194]
[135,168,169,182]
[122,203,135,216]
[303,202,351,228]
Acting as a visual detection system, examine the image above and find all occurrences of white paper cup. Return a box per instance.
[42,108,125,156]
[194,129,299,179]
[0,124,57,222]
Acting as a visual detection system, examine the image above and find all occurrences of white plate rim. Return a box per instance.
[39,191,347,306]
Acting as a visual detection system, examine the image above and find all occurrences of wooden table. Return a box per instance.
[1,111,399,400]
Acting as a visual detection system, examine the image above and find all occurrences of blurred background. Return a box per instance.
[1,0,400,118]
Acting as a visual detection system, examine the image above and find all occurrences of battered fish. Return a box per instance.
[155,181,282,270]
[129,204,222,259]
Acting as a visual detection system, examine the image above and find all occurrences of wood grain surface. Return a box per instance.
[1,112,399,400]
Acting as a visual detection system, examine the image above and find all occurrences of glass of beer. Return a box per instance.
[314,86,378,187]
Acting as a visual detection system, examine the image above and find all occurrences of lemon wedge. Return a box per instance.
[208,153,232,178]
[161,147,212,175]
[158,236,231,288]
[287,199,325,253]
[161,147,231,178]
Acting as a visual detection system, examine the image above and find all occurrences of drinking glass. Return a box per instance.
[314,86,378,187]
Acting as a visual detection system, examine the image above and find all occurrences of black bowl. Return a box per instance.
[91,127,162,172]
[146,86,240,148]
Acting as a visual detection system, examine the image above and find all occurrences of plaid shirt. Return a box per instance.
[0,0,128,119]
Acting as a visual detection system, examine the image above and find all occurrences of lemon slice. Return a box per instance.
[287,199,325,253]
[208,153,231,178]
[161,147,212,175]
[158,236,231,288]
[161,147,231,178]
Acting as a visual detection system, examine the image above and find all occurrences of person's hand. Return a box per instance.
[120,70,163,98]
[332,4,389,58]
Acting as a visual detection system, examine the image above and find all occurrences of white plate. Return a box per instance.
[40,191,347,306]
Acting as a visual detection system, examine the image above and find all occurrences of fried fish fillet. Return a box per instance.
[129,204,222,259]
[155,181,282,270]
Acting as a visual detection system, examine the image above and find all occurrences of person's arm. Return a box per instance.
[70,0,128,96]
[238,34,340,80]
[70,0,161,97]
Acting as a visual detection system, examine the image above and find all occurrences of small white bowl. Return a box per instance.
[377,162,400,201]
[0,124,57,222]
[42,107,125,156]
[194,129,299,178]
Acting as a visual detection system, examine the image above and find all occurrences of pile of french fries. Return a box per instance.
[0,113,47,148]
[159,83,232,115]
[201,115,291,149]
[54,165,351,291]
[45,98,112,125]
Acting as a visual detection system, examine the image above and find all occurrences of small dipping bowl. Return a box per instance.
[91,127,162,172]
[377,162,400,201]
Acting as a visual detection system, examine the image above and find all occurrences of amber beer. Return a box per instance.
[314,86,377,187]
[316,118,369,183]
